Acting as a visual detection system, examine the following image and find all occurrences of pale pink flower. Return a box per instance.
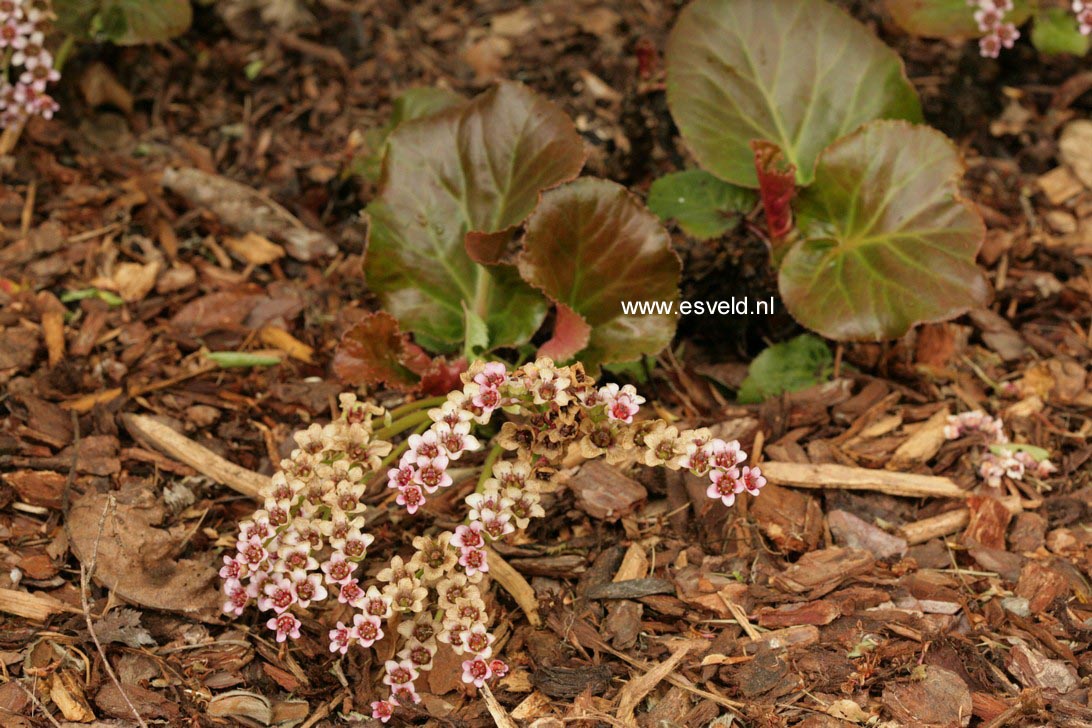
[267,613,301,642]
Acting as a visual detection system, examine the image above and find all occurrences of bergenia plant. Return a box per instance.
[655,0,991,342]
[222,357,763,722]
[335,81,681,395]
[944,410,1057,487]
[0,0,60,127]
[54,0,191,45]
[887,0,1091,58]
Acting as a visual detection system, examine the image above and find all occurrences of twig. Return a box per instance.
[484,545,542,628]
[480,683,519,728]
[13,679,63,728]
[80,495,150,728]
[760,461,968,499]
[121,413,268,499]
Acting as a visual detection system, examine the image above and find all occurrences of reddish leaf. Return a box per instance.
[751,140,797,252]
[518,178,681,370]
[333,311,457,393]
[537,302,592,363]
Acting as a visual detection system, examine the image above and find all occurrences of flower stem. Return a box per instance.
[54,34,76,73]
[476,444,504,493]
[386,395,447,422]
[374,410,432,441]
[366,420,429,490]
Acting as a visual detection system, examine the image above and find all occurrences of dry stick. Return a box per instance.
[760,461,968,499]
[480,683,520,728]
[615,642,692,725]
[13,679,64,728]
[484,545,542,628]
[121,413,268,499]
[81,495,151,728]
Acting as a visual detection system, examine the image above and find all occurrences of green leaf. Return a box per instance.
[647,170,756,240]
[206,351,283,368]
[780,121,990,341]
[60,288,125,307]
[990,443,1051,462]
[665,0,921,188]
[358,87,465,182]
[1032,9,1091,56]
[462,304,490,361]
[518,178,681,371]
[56,0,192,44]
[365,82,584,352]
[737,334,833,403]
[885,0,1033,39]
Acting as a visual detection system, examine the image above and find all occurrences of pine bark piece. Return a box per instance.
[0,586,80,621]
[887,407,949,470]
[761,461,967,499]
[828,509,907,559]
[566,461,647,521]
[750,483,823,553]
[881,666,972,727]
[773,547,874,596]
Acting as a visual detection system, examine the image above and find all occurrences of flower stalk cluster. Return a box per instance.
[223,358,763,723]
[969,0,1020,58]
[0,0,60,126]
[945,410,1056,487]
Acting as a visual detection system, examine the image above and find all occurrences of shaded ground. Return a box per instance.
[0,0,1091,726]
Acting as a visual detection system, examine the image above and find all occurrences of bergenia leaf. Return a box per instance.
[365,81,586,351]
[98,0,192,44]
[537,302,592,363]
[359,87,465,182]
[334,311,443,392]
[1031,9,1091,56]
[885,0,1032,39]
[779,121,990,341]
[519,178,681,371]
[751,141,797,249]
[665,0,921,188]
[737,334,833,404]
[647,170,756,240]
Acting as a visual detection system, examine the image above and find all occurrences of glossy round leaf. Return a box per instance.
[666,0,921,188]
[647,170,756,240]
[780,121,989,341]
[365,82,585,351]
[519,178,681,370]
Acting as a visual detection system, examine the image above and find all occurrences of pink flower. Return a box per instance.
[708,438,746,470]
[390,685,421,705]
[738,465,766,496]
[222,583,250,616]
[396,484,426,514]
[413,459,451,493]
[452,522,485,550]
[477,509,514,540]
[267,613,301,642]
[387,463,416,489]
[706,470,737,508]
[351,613,384,647]
[490,659,509,678]
[461,657,493,687]
[458,547,489,576]
[979,33,1002,57]
[220,555,244,581]
[471,384,502,412]
[598,383,645,424]
[329,622,353,654]
[319,553,358,585]
[382,659,420,687]
[407,431,443,462]
[258,577,297,614]
[371,700,395,723]
[996,22,1019,48]
[290,572,327,608]
[473,361,508,388]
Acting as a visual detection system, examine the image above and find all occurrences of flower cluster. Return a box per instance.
[944,410,1056,487]
[0,0,59,127]
[968,0,1020,58]
[365,531,508,720]
[221,394,390,641]
[225,358,762,724]
[639,422,764,507]
[1076,1,1092,35]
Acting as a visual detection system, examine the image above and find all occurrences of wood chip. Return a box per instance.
[887,407,949,470]
[615,642,691,725]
